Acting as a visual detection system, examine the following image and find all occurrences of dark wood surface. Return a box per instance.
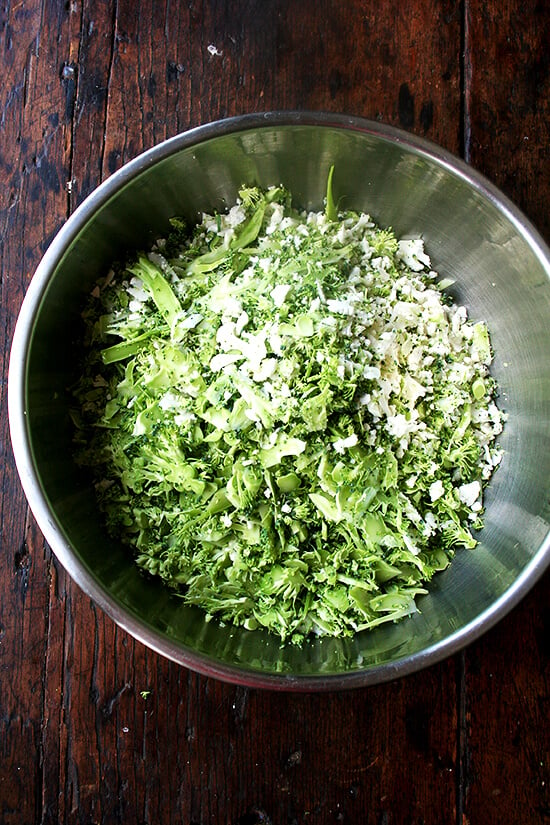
[1,2,549,823]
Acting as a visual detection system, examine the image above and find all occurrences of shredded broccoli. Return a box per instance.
[73,177,504,644]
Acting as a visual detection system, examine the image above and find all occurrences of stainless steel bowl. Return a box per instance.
[8,112,550,689]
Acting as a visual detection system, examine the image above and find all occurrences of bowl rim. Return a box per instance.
[8,110,550,690]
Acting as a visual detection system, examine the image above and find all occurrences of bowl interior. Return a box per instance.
[15,116,550,687]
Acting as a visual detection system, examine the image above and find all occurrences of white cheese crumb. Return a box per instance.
[333,433,358,453]
[387,414,412,439]
[363,365,381,380]
[326,298,355,316]
[158,392,180,411]
[397,239,431,271]
[209,352,241,372]
[429,480,445,502]
[270,284,292,308]
[458,480,481,508]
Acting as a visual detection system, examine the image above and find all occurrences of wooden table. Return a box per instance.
[1,2,548,823]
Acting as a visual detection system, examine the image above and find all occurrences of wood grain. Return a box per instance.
[465,0,550,238]
[463,576,550,824]
[462,4,550,822]
[1,1,72,821]
[0,1,548,823]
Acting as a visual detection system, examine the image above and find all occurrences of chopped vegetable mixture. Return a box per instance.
[73,177,504,643]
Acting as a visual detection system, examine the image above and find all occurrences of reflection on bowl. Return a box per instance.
[8,112,550,690]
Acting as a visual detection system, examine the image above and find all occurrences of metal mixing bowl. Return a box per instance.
[8,112,550,689]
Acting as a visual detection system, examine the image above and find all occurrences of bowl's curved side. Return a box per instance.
[8,112,550,689]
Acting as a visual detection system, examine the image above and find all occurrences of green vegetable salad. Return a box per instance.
[73,174,504,643]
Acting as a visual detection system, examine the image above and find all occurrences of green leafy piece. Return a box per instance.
[325,164,338,221]
[225,459,263,509]
[187,196,269,275]
[101,330,157,364]
[472,322,492,364]
[128,255,182,327]
[259,433,307,469]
